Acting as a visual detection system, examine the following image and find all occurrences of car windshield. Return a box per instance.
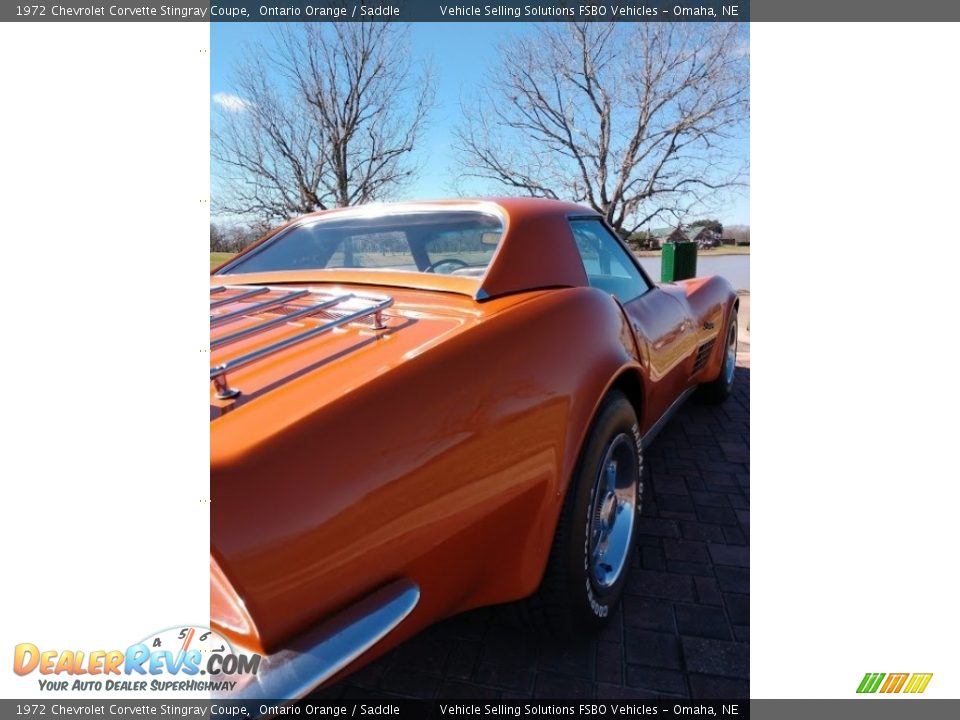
[217,211,505,277]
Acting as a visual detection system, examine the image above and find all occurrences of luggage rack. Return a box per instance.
[210,285,394,401]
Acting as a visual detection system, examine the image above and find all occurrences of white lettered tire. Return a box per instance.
[520,390,642,635]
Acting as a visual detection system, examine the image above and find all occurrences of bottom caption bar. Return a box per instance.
[3,700,749,719]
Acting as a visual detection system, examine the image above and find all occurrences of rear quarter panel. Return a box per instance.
[211,286,643,654]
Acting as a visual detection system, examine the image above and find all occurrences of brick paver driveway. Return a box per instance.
[320,366,750,700]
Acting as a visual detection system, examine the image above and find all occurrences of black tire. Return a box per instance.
[697,310,738,405]
[519,390,642,636]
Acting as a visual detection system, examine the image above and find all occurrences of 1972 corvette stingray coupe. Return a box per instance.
[210,198,738,699]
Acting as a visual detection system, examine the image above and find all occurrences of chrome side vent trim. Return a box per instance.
[692,338,717,375]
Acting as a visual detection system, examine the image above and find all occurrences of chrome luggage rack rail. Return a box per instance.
[210,285,393,401]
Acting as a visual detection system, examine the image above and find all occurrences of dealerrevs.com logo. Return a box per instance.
[857,672,933,694]
[13,626,260,693]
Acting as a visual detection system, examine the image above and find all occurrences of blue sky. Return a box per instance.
[210,23,750,227]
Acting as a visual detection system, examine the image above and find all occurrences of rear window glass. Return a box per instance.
[217,211,504,278]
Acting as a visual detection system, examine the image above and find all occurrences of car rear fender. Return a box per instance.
[483,288,647,601]
[210,286,644,651]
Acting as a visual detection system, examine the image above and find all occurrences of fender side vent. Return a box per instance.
[692,338,716,375]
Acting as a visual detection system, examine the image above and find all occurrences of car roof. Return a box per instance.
[316,198,600,300]
[223,198,603,301]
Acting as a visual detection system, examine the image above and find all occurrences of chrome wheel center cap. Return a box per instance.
[589,433,639,589]
[600,491,617,530]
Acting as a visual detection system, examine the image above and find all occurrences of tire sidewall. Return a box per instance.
[721,315,738,394]
[566,393,642,628]
[697,310,738,404]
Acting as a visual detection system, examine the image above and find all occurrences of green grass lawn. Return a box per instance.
[210,252,235,270]
[635,245,750,257]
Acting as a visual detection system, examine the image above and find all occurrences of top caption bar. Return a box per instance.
[8,1,749,22]
[6,0,960,22]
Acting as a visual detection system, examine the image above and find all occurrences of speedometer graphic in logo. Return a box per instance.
[139,626,235,675]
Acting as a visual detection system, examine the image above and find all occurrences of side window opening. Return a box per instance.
[569,219,651,302]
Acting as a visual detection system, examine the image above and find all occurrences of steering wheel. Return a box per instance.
[424,258,469,274]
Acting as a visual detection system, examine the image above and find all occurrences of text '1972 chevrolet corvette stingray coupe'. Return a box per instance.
[209,198,738,699]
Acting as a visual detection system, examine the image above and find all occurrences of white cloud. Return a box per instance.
[212,92,250,112]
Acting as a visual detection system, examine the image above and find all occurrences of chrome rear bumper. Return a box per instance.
[215,579,419,701]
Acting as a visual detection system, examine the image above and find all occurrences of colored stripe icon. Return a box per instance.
[904,673,934,693]
[879,673,909,693]
[857,672,933,694]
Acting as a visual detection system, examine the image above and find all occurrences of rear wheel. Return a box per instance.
[698,311,738,404]
[520,390,642,635]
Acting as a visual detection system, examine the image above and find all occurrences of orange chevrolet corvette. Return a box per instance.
[209,198,738,699]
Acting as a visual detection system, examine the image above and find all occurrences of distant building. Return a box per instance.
[637,224,733,250]
[648,226,689,249]
[686,225,721,248]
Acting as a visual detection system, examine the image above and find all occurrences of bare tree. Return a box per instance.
[726,224,750,245]
[210,222,226,252]
[455,23,748,234]
[213,24,435,225]
[211,221,265,254]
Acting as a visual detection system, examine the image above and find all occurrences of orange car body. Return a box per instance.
[209,198,737,695]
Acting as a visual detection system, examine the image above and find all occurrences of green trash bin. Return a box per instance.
[661,241,698,282]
